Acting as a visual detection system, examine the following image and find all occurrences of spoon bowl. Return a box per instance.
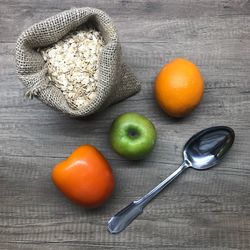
[183,126,235,170]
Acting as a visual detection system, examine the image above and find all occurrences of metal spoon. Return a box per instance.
[107,126,235,234]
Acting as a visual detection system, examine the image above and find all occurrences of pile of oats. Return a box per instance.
[40,29,104,109]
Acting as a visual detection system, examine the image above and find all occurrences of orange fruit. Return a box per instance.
[155,58,204,118]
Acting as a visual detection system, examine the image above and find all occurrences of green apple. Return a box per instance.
[110,112,157,160]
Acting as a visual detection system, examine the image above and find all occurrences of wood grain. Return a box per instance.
[0,0,250,249]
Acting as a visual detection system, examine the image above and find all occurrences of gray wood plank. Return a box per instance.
[1,0,250,249]
[1,0,250,43]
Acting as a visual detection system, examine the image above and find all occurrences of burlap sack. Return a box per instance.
[16,7,140,116]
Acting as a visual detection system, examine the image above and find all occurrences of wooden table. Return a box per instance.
[1,1,250,249]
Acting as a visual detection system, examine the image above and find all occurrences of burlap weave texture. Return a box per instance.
[16,8,140,116]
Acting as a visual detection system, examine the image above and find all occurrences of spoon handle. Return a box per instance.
[107,162,188,234]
